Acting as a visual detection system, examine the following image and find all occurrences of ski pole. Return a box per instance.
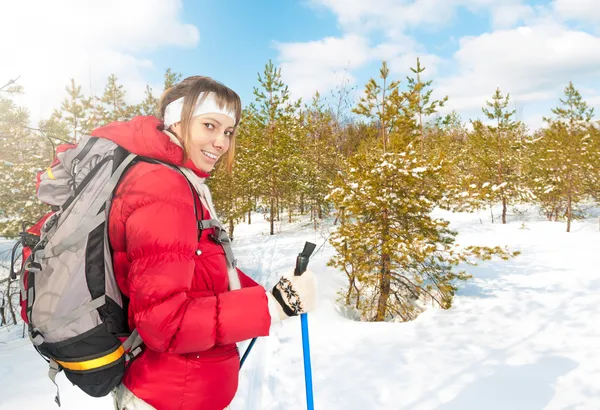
[240,337,257,369]
[295,241,316,410]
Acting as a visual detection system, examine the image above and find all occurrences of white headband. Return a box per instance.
[163,92,237,129]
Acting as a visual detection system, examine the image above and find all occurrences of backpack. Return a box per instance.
[14,134,239,407]
[14,136,145,406]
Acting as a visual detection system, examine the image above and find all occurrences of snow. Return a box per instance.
[1,207,600,409]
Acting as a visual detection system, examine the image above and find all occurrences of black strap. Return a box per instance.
[9,241,21,280]
[72,137,98,164]
[61,155,114,212]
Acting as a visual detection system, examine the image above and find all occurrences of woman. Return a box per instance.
[90,76,318,409]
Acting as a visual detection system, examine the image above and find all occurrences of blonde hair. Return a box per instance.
[158,76,242,174]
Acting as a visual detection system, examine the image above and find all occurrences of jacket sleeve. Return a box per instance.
[237,268,260,288]
[121,168,272,354]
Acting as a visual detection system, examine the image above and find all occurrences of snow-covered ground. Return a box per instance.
[1,206,599,409]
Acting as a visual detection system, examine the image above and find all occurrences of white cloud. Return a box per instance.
[435,21,600,115]
[489,3,535,28]
[553,0,600,23]
[281,0,540,106]
[309,0,535,32]
[274,32,445,103]
[0,0,199,123]
[274,35,372,101]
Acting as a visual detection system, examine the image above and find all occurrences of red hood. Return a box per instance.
[91,116,210,178]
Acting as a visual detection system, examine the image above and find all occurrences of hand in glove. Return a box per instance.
[266,270,318,324]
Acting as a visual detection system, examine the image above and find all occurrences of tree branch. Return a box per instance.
[390,270,443,307]
[0,76,21,92]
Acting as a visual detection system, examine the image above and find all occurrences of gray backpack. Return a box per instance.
[20,135,144,406]
[19,135,239,407]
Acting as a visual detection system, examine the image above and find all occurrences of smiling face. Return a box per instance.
[171,113,235,173]
[158,76,242,174]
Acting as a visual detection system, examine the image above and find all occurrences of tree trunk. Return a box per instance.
[566,192,572,232]
[288,207,292,224]
[496,128,506,224]
[7,297,16,325]
[300,193,304,214]
[228,218,234,240]
[317,201,323,219]
[6,279,17,325]
[345,274,355,306]
[247,200,252,225]
[375,208,391,321]
[270,197,275,235]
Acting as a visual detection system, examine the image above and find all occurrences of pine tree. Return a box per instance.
[163,68,182,91]
[51,78,93,142]
[136,85,159,116]
[327,148,516,321]
[426,111,495,213]
[0,78,53,237]
[531,82,597,231]
[250,60,301,235]
[585,124,600,203]
[351,62,405,318]
[95,74,136,124]
[468,88,521,223]
[299,92,342,226]
[353,61,405,152]
[526,127,565,221]
[404,58,448,157]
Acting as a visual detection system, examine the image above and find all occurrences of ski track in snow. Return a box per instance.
[243,230,278,410]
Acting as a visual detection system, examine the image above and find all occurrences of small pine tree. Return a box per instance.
[404,57,448,157]
[0,79,53,237]
[530,82,597,231]
[327,148,517,321]
[51,78,93,142]
[299,92,342,225]
[136,85,159,116]
[250,60,301,235]
[95,74,136,124]
[163,68,182,91]
[353,61,405,152]
[467,88,522,223]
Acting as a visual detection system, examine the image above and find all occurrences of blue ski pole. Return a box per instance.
[294,242,316,410]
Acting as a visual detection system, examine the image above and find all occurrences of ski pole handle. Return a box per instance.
[295,242,316,276]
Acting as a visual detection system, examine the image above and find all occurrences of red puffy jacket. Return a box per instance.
[92,116,272,409]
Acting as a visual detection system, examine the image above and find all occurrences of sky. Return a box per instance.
[1,0,600,132]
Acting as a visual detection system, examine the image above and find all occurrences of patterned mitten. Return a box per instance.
[266,270,318,323]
